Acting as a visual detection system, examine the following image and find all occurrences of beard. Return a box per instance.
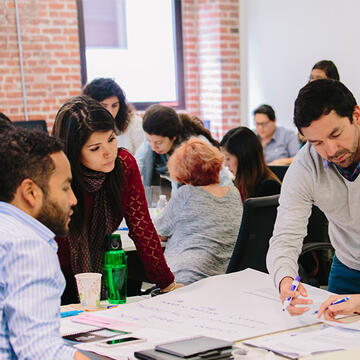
[327,149,355,168]
[36,196,71,236]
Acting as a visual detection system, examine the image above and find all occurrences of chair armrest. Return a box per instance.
[300,242,334,255]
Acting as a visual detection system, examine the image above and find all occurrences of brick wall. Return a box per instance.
[0,0,240,137]
[0,0,81,130]
[182,0,241,139]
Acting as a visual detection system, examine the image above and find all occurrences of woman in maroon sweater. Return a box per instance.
[52,95,176,304]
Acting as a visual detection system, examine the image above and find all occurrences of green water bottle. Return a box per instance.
[103,234,127,304]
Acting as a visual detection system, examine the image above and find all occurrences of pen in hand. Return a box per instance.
[314,296,352,314]
[282,276,301,311]
[330,296,351,306]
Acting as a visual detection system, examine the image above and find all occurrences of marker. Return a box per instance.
[314,296,351,314]
[107,305,119,309]
[330,296,351,306]
[60,310,84,318]
[282,276,301,311]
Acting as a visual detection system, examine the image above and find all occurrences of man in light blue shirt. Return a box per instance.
[0,129,89,360]
[254,104,300,165]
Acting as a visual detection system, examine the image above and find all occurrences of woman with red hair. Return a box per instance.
[154,138,242,285]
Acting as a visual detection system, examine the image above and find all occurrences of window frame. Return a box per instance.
[76,0,185,110]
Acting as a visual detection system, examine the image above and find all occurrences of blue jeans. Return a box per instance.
[328,254,360,294]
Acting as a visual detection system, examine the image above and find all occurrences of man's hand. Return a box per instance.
[317,294,360,320]
[279,276,312,315]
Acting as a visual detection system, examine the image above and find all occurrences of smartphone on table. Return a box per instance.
[98,336,146,347]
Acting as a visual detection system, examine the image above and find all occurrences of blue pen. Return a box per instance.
[330,296,351,306]
[282,276,301,311]
[60,310,84,318]
[314,296,351,314]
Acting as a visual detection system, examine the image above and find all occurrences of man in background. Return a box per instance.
[0,129,89,359]
[254,104,299,165]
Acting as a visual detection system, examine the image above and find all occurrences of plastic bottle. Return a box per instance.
[155,194,168,216]
[103,234,127,304]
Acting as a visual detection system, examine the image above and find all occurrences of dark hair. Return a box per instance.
[312,60,340,81]
[83,78,131,133]
[0,112,14,133]
[52,95,125,234]
[142,104,219,148]
[294,79,356,133]
[222,127,279,199]
[0,129,63,202]
[253,104,276,122]
[219,127,240,147]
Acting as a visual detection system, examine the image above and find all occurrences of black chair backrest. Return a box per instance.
[299,205,332,287]
[226,194,280,274]
[269,165,289,181]
[13,120,48,133]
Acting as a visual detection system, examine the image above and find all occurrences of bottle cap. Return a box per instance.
[105,234,123,251]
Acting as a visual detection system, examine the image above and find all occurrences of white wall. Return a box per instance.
[240,0,360,130]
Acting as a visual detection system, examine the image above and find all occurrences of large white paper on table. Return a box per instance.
[244,325,360,359]
[322,319,360,331]
[72,269,333,359]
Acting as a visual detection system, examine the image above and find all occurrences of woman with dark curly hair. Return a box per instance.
[83,78,144,154]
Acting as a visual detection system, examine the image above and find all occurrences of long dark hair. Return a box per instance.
[52,95,125,235]
[142,104,219,148]
[83,78,131,133]
[221,127,279,199]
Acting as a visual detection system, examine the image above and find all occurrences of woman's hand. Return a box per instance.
[160,282,184,293]
[317,294,360,320]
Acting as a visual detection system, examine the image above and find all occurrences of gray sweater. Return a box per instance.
[267,142,360,289]
[154,184,242,285]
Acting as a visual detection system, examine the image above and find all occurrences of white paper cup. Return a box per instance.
[75,272,102,310]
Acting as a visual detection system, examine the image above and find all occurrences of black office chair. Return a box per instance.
[299,206,334,287]
[13,120,48,133]
[226,194,333,287]
[269,165,289,181]
[226,194,280,274]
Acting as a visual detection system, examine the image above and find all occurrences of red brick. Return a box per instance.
[49,3,65,9]
[1,0,239,130]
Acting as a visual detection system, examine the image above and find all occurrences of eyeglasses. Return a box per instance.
[255,120,271,128]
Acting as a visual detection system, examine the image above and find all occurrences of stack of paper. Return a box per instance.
[244,324,360,359]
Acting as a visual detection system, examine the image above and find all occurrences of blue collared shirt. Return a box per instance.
[260,126,300,163]
[323,159,360,182]
[0,202,76,359]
